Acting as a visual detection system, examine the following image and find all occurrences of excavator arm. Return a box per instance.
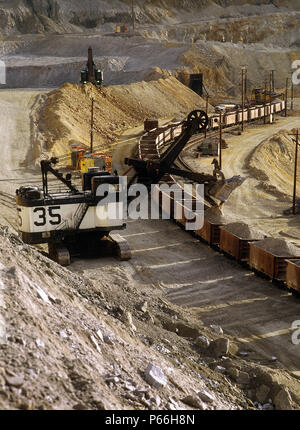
[125,110,245,207]
[125,110,210,186]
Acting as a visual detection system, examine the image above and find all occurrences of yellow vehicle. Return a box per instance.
[70,147,112,174]
[251,88,284,104]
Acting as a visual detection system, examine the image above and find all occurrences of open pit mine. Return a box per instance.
[0,0,300,416]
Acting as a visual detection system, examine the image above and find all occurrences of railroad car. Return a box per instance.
[224,112,237,126]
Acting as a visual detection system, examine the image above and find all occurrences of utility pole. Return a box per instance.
[131,0,135,32]
[271,69,275,93]
[205,94,209,138]
[90,98,94,154]
[264,78,267,125]
[219,112,222,169]
[291,75,294,111]
[269,71,273,123]
[289,130,299,215]
[285,77,289,117]
[241,66,246,132]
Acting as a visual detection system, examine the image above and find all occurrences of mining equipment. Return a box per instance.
[115,24,129,34]
[251,88,284,104]
[70,145,112,173]
[80,47,103,86]
[16,110,243,266]
[16,158,131,266]
[125,110,244,207]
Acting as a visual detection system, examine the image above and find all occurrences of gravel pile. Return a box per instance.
[223,222,265,240]
[254,238,300,257]
[205,208,226,224]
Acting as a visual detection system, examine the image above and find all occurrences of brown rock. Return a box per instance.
[182,395,206,410]
[209,338,230,357]
[256,385,270,404]
[274,389,294,410]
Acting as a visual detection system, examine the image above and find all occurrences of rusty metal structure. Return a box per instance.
[249,243,298,283]
[286,260,300,293]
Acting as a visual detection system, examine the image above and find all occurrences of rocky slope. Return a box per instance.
[0,216,299,410]
[0,0,299,36]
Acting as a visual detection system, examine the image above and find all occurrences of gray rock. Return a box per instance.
[256,385,270,404]
[214,365,226,374]
[167,402,178,410]
[103,334,115,345]
[182,395,206,410]
[137,301,148,313]
[59,330,68,339]
[124,382,135,392]
[262,403,274,410]
[90,335,101,353]
[209,338,229,357]
[195,335,210,349]
[210,324,223,335]
[35,338,45,348]
[96,329,104,342]
[237,371,250,385]
[274,388,294,410]
[36,287,51,304]
[105,376,120,385]
[144,363,167,390]
[197,389,214,404]
[134,387,150,396]
[48,293,61,305]
[168,397,180,410]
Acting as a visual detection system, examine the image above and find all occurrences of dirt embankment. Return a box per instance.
[0,228,255,411]
[38,77,210,159]
[246,129,300,199]
[1,223,299,410]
